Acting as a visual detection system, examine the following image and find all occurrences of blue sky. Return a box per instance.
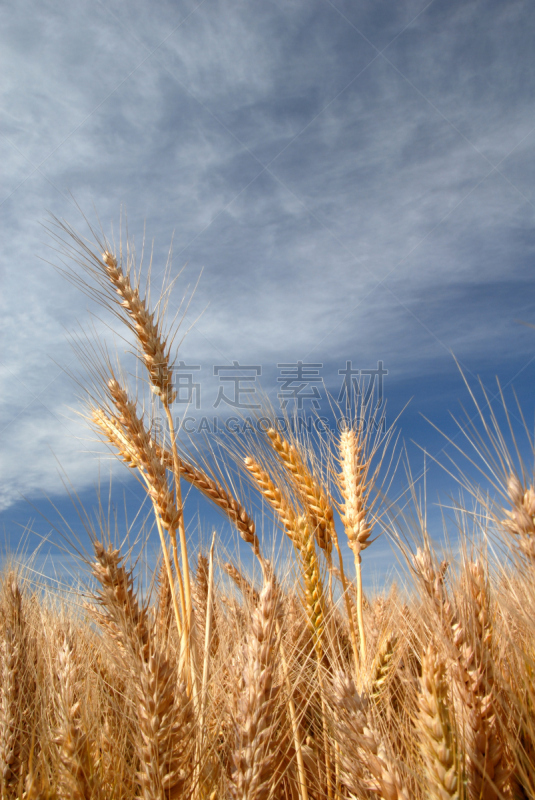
[1,0,534,590]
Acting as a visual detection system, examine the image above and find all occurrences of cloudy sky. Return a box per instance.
[1,0,534,587]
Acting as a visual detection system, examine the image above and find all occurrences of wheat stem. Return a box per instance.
[355,552,367,664]
[199,532,216,744]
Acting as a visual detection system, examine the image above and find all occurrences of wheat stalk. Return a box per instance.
[90,540,195,800]
[243,454,333,793]
[244,457,327,651]
[96,245,194,695]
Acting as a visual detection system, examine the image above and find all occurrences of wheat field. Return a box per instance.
[1,218,534,799]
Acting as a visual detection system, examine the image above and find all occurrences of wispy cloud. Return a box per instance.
[1,0,534,523]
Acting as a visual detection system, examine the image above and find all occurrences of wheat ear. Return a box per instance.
[223,563,260,606]
[91,540,151,660]
[338,427,374,663]
[157,446,261,559]
[100,250,176,403]
[106,380,180,533]
[330,670,409,800]
[502,473,535,561]
[244,456,301,542]
[155,556,175,647]
[53,629,101,800]
[369,634,397,700]
[230,572,282,800]
[417,645,459,800]
[135,652,195,800]
[412,547,451,621]
[0,577,27,799]
[99,248,195,692]
[192,553,217,655]
[453,561,510,800]
[265,428,334,559]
